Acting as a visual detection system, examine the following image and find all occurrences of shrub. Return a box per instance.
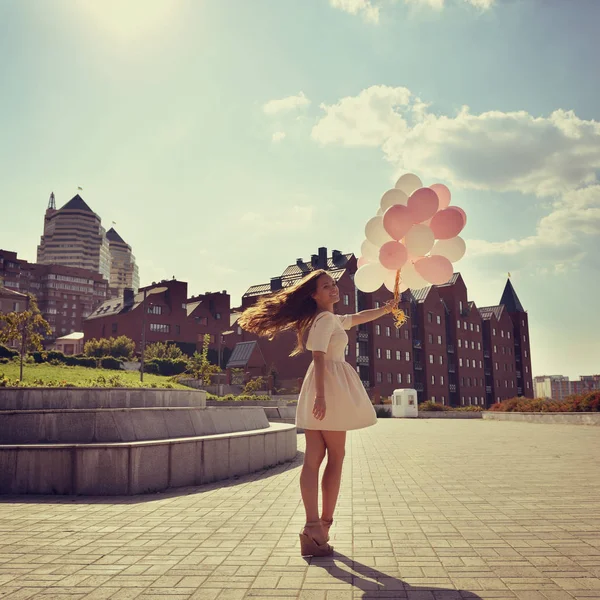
[206,393,272,403]
[144,342,184,361]
[143,360,160,375]
[99,356,123,370]
[0,344,18,359]
[244,376,267,395]
[489,394,600,413]
[145,358,188,377]
[420,400,450,412]
[375,407,391,418]
[0,357,9,364]
[84,336,135,359]
[31,351,46,363]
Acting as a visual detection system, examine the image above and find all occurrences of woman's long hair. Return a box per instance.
[238,269,327,356]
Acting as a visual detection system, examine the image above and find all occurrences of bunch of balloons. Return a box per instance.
[355,173,467,296]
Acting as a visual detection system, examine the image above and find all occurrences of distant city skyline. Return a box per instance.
[1,1,599,378]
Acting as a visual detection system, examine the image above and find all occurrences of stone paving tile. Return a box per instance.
[1,420,600,599]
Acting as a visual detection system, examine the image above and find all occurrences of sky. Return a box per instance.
[1,0,599,379]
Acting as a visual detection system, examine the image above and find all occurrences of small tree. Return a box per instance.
[145,341,184,361]
[84,338,111,358]
[244,376,266,395]
[0,295,51,353]
[188,334,220,385]
[110,335,135,359]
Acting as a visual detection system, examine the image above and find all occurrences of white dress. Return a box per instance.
[296,311,378,431]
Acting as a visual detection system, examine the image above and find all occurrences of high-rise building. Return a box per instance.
[0,249,108,339]
[37,193,112,280]
[106,228,140,298]
[36,193,139,295]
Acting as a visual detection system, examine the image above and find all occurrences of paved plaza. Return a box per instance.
[1,419,599,600]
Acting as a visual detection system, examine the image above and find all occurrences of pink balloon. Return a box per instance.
[414,255,453,285]
[429,208,465,240]
[383,204,413,241]
[378,241,408,271]
[430,184,451,210]
[357,257,369,268]
[447,206,467,227]
[407,187,439,223]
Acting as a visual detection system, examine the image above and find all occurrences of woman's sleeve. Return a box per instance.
[306,313,336,353]
[338,314,353,330]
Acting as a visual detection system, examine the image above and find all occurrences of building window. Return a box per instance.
[407,373,411,384]
[345,345,349,356]
[501,330,504,338]
[343,294,350,306]
[459,358,463,367]
[428,312,433,323]
[439,356,443,365]
[477,342,481,351]
[470,323,473,331]
[175,325,180,335]
[396,328,400,338]
[437,335,442,344]
[377,348,382,359]
[148,305,162,315]
[376,372,382,383]
[397,373,402,384]
[215,313,221,320]
[429,354,434,364]
[237,326,242,335]
[495,362,499,370]
[458,339,462,348]
[436,315,441,325]
[386,326,391,337]
[526,382,530,389]
[432,396,436,402]
[525,350,528,358]
[459,301,463,313]
[463,322,467,330]
[467,377,471,386]
[502,347,506,355]
[375,301,381,308]
[405,352,410,361]
[428,334,433,343]
[461,377,465,386]
[479,360,482,369]
[441,396,445,404]
[525,366,528,374]
[404,329,409,340]
[111,323,117,334]
[476,324,480,332]
[461,396,465,405]
[150,323,170,333]
[494,345,497,353]
[493,328,496,336]
[396,350,401,361]
[466,359,470,367]
[386,349,391,360]
[387,373,392,383]
[457,319,460,328]
[376,325,381,335]
[440,375,444,385]
[507,331,511,339]
[471,341,475,349]
[480,378,484,386]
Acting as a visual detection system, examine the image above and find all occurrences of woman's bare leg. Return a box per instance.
[300,430,327,541]
[320,430,347,523]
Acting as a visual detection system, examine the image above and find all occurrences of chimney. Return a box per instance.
[296,258,304,267]
[270,277,283,292]
[318,247,328,269]
[332,249,343,265]
[311,254,319,268]
[123,288,135,305]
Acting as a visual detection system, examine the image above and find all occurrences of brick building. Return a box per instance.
[228,247,534,407]
[0,249,108,340]
[83,279,231,357]
[534,374,600,399]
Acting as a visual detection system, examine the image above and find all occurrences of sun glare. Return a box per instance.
[74,0,182,43]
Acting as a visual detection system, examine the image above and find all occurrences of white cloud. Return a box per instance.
[272,131,286,143]
[263,92,310,115]
[330,0,380,23]
[311,85,600,271]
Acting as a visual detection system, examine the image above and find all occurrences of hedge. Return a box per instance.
[489,393,600,413]
[145,358,188,377]
[99,356,123,370]
[0,345,19,359]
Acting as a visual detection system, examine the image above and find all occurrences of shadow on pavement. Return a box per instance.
[307,552,482,599]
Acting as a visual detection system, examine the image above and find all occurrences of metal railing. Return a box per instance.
[357,331,369,341]
[415,383,424,392]
[357,355,369,366]
[414,362,423,370]
[483,351,490,358]
[413,339,422,349]
[447,344,455,353]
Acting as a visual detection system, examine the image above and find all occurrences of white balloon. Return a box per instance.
[365,216,393,247]
[354,263,387,293]
[431,236,466,263]
[380,188,408,212]
[361,239,380,262]
[395,173,423,196]
[405,224,435,257]
[384,269,409,294]
[401,261,429,291]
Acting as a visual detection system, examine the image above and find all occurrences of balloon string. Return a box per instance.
[390,270,408,329]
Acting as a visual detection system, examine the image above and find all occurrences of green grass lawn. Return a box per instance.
[0,361,189,389]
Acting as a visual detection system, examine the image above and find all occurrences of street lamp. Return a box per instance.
[218,330,235,370]
[19,295,31,382]
[138,286,168,382]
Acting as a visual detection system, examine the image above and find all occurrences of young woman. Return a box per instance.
[239,268,398,557]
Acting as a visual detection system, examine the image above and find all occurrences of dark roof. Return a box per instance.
[435,272,461,288]
[478,305,505,321]
[106,228,126,244]
[500,279,525,313]
[407,286,432,303]
[244,266,347,299]
[226,341,262,368]
[86,297,134,320]
[0,286,28,300]
[61,194,94,213]
[280,253,353,278]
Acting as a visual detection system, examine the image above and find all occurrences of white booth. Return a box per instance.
[391,388,419,418]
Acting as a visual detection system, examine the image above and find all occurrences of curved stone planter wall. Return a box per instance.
[482,412,600,425]
[0,424,296,495]
[0,388,297,495]
[0,388,207,410]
